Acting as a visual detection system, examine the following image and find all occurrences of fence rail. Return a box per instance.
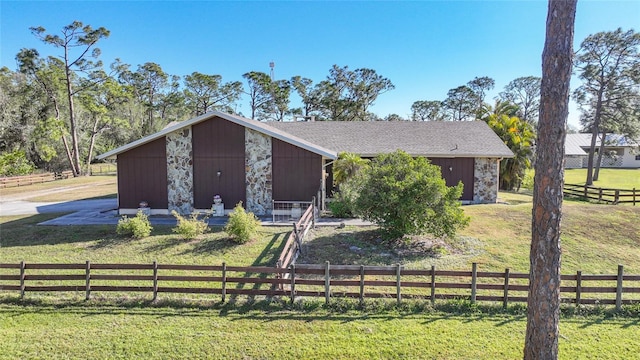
[0,171,74,189]
[276,200,315,270]
[563,183,638,205]
[1,261,638,310]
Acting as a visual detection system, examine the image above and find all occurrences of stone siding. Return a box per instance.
[245,129,272,215]
[166,128,194,214]
[473,158,499,204]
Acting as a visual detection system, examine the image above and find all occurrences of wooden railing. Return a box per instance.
[0,171,73,189]
[563,183,638,205]
[276,201,316,270]
[2,262,638,310]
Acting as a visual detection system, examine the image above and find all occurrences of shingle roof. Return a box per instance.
[97,112,338,160]
[268,120,514,158]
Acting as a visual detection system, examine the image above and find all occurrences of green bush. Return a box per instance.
[171,210,209,240]
[354,150,470,240]
[328,179,360,218]
[224,202,261,243]
[520,169,534,190]
[116,211,152,239]
[0,150,35,176]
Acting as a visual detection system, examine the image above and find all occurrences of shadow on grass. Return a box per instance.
[1,295,638,326]
[0,213,119,247]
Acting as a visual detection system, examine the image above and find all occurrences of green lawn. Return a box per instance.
[564,168,640,189]
[0,213,289,266]
[0,300,638,360]
[1,190,640,359]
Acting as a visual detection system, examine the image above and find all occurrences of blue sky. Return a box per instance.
[1,1,639,127]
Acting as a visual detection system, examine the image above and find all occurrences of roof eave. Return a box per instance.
[96,111,338,160]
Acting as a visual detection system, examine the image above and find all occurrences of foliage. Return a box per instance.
[332,152,369,186]
[573,28,640,185]
[183,71,243,116]
[327,179,361,218]
[442,85,478,121]
[314,65,394,121]
[484,113,535,190]
[499,76,542,125]
[224,202,262,243]
[0,150,35,176]
[353,150,469,240]
[116,211,152,239]
[171,210,209,240]
[410,100,444,121]
[29,21,111,176]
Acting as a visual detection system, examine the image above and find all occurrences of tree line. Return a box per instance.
[0,21,638,186]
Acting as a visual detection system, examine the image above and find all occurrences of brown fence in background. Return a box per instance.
[2,262,638,310]
[0,171,73,189]
[564,183,638,205]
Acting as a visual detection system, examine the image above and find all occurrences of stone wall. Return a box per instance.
[245,129,272,215]
[166,128,194,214]
[473,157,499,204]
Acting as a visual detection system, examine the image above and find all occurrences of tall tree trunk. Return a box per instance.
[585,89,604,185]
[86,115,101,176]
[593,132,607,181]
[64,47,82,177]
[524,1,576,359]
[52,95,77,175]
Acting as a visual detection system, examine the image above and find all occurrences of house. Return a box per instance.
[565,133,640,169]
[97,112,513,216]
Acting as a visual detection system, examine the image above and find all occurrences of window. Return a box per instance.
[635,155,640,161]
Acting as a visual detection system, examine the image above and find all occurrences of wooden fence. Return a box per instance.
[275,201,315,270]
[564,183,638,205]
[0,171,73,189]
[1,262,638,310]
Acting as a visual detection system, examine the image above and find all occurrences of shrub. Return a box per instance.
[328,178,360,218]
[224,202,261,243]
[353,150,469,240]
[171,210,209,240]
[0,150,35,177]
[116,211,152,239]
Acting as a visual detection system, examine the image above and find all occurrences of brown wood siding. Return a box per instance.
[117,138,168,209]
[428,157,474,201]
[192,117,246,209]
[272,139,322,201]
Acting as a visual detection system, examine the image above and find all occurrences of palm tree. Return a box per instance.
[478,99,520,120]
[333,152,369,186]
[485,114,535,190]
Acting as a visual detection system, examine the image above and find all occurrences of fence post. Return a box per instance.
[311,197,316,229]
[583,185,588,200]
[85,260,91,300]
[614,190,620,205]
[290,265,296,304]
[221,262,227,303]
[359,265,365,305]
[20,261,25,298]
[324,261,330,305]
[430,265,436,305]
[503,268,510,309]
[293,223,300,249]
[396,263,402,305]
[633,188,636,206]
[576,271,582,306]
[598,188,603,202]
[616,264,624,311]
[152,261,158,301]
[471,263,477,304]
